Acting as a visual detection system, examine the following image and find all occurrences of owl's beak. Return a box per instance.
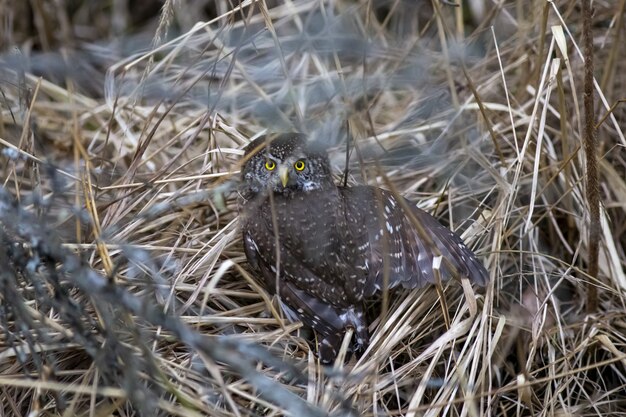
[279,166,289,188]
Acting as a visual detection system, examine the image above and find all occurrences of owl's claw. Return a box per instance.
[352,309,370,347]
[351,326,370,358]
[318,336,340,365]
[315,324,371,365]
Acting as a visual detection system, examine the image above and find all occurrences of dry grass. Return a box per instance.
[1,0,626,415]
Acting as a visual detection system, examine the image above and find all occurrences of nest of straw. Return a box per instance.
[1,0,625,415]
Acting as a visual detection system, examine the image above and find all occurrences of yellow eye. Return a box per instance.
[265,160,276,171]
[294,160,305,171]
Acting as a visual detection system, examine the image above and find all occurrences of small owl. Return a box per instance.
[238,133,488,363]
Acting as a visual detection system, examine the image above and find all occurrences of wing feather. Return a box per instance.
[339,186,488,297]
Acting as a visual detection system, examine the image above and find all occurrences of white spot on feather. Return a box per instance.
[339,308,361,327]
[245,235,259,252]
[432,255,442,270]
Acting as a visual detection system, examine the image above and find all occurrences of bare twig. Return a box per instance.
[582,0,599,314]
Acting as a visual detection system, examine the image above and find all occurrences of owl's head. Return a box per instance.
[241,133,333,196]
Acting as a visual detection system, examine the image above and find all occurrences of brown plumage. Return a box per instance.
[238,133,488,363]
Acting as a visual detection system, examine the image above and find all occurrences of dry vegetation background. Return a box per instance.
[1,0,626,416]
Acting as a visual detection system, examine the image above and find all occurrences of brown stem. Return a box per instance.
[582,0,599,314]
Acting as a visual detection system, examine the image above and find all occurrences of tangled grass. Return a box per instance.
[1,0,625,415]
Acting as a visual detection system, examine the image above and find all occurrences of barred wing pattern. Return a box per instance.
[339,186,489,297]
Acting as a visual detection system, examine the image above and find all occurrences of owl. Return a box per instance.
[238,133,488,363]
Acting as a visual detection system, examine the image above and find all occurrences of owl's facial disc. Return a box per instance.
[260,154,323,193]
[241,133,334,196]
[270,156,307,191]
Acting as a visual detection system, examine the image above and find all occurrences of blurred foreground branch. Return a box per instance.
[0,186,353,417]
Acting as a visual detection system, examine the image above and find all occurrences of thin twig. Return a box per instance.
[582,0,599,314]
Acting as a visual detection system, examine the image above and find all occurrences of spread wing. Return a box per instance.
[339,186,489,297]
